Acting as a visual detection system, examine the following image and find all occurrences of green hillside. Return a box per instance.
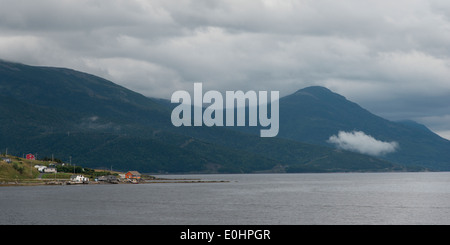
[0,60,419,173]
[0,155,40,182]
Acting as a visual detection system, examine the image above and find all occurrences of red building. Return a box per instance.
[26,153,35,160]
[125,171,141,179]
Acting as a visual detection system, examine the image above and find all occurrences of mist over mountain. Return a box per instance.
[0,60,442,173]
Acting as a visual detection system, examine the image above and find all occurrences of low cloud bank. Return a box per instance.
[327,131,399,156]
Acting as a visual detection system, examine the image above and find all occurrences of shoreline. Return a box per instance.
[0,178,230,187]
[1,170,440,187]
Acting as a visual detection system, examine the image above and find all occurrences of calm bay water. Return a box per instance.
[1,172,450,225]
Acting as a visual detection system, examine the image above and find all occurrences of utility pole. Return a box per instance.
[70,156,74,174]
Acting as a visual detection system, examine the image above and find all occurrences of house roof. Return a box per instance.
[127,171,141,175]
[70,174,84,178]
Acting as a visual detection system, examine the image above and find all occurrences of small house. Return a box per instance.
[125,171,141,179]
[97,175,118,183]
[43,167,57,173]
[34,165,47,172]
[1,157,11,163]
[70,175,89,183]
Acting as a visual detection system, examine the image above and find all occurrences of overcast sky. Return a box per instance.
[1,0,450,139]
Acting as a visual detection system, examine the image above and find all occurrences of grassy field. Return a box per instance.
[0,156,40,181]
[41,172,73,179]
[0,155,81,184]
[0,154,124,185]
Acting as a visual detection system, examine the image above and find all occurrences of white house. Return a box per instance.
[34,165,47,172]
[70,175,89,183]
[43,167,57,173]
[34,165,57,173]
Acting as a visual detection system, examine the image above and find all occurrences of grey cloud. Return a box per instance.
[0,0,450,138]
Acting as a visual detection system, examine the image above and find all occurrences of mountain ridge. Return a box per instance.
[276,85,450,170]
[0,59,439,172]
